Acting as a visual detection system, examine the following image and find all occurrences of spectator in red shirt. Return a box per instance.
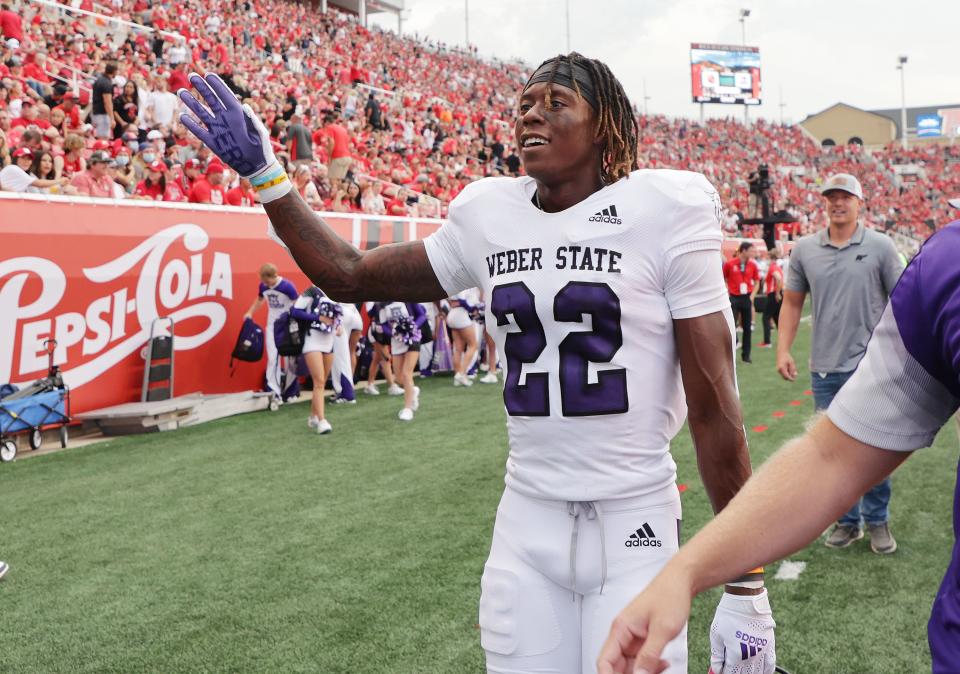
[21,52,53,98]
[176,157,202,195]
[225,176,256,207]
[133,159,166,200]
[167,63,190,94]
[722,241,761,363]
[53,92,82,131]
[10,100,50,130]
[0,3,23,49]
[760,248,784,347]
[188,161,227,205]
[59,133,86,180]
[162,171,187,202]
[70,150,117,198]
[320,111,352,189]
[384,186,411,217]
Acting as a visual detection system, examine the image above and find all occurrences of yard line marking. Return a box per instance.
[774,560,807,581]
[772,411,786,418]
[789,400,802,406]
[752,425,768,433]
[803,390,813,396]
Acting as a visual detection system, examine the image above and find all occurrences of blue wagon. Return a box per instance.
[0,340,71,463]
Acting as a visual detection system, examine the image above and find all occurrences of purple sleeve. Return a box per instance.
[289,305,315,322]
[828,221,960,451]
[891,221,960,397]
[277,279,299,300]
[408,302,427,328]
[258,282,267,298]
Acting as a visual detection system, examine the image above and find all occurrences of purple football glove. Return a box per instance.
[177,72,276,178]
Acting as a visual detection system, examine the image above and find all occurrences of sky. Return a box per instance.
[368,0,958,124]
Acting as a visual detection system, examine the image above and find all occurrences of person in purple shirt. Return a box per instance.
[597,219,960,674]
[244,264,299,402]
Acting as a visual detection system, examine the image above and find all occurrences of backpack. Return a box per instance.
[231,318,264,363]
[274,310,308,357]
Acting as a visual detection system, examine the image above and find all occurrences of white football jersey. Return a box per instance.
[424,170,731,501]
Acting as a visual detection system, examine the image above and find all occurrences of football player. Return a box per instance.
[180,53,774,674]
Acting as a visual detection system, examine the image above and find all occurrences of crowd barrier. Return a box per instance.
[0,193,442,414]
[0,193,786,416]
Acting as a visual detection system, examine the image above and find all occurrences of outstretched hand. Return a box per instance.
[177,72,276,178]
[597,568,694,674]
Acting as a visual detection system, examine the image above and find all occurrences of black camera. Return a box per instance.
[749,164,772,194]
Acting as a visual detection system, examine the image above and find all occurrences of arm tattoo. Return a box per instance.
[264,190,447,302]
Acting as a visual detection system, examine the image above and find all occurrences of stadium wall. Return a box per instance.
[0,194,442,414]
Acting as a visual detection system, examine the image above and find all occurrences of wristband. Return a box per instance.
[249,161,292,204]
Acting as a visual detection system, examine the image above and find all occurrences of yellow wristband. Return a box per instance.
[254,173,289,192]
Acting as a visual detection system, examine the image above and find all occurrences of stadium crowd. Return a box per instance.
[0,0,957,241]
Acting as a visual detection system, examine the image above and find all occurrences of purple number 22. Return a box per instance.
[490,281,627,417]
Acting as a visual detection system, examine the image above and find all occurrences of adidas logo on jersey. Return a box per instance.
[625,522,661,547]
[588,204,622,225]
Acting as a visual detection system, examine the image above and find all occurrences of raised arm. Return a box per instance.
[177,73,447,304]
[264,191,446,302]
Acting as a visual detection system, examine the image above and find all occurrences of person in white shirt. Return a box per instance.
[0,147,68,192]
[148,77,179,129]
[182,56,774,674]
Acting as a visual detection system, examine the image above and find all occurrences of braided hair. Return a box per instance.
[528,52,639,184]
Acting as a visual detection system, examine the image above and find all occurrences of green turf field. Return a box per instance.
[1,318,956,673]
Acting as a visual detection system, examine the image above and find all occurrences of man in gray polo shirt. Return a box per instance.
[776,173,903,553]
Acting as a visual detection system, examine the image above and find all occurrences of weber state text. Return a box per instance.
[486,246,623,278]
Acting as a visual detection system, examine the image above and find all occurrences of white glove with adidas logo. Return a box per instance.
[708,589,776,674]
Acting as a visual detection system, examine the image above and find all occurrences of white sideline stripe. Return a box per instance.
[774,560,807,581]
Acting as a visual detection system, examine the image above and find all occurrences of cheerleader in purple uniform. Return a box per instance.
[291,287,342,434]
[380,302,432,421]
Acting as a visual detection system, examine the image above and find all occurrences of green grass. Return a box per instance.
[0,318,955,673]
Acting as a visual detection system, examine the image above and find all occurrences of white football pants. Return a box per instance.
[331,305,362,400]
[479,485,687,674]
[264,322,296,398]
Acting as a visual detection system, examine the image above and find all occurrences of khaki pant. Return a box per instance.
[329,156,352,181]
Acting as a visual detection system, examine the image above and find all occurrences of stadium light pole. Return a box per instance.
[565,0,571,53]
[897,55,908,150]
[740,9,750,125]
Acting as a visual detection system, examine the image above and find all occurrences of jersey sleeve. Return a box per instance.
[785,244,809,293]
[278,279,299,300]
[661,173,728,319]
[664,249,730,320]
[828,225,960,451]
[422,183,485,295]
[663,172,724,259]
[257,282,267,298]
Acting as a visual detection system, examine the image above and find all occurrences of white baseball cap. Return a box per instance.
[820,173,864,199]
[146,129,164,140]
[949,197,960,209]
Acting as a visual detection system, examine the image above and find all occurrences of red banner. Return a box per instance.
[0,194,442,414]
